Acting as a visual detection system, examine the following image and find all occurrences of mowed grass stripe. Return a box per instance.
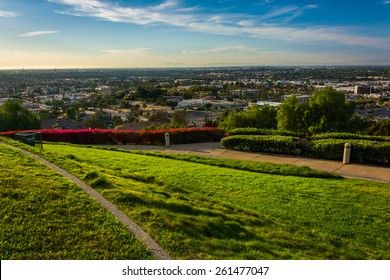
[42,144,390,260]
[0,144,154,259]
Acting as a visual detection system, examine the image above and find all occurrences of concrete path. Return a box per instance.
[106,142,390,183]
[1,142,173,260]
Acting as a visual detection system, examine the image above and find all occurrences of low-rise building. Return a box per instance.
[355,85,372,95]
[282,94,309,104]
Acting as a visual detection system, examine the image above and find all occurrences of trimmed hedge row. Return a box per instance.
[228,128,303,137]
[310,132,390,142]
[0,127,226,145]
[221,135,390,165]
[221,135,304,155]
[310,139,390,165]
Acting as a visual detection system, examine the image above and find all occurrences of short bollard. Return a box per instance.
[165,132,170,147]
[343,143,351,164]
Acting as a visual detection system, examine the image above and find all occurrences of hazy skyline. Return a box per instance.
[1,0,390,69]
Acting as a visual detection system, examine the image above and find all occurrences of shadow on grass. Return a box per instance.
[116,191,269,241]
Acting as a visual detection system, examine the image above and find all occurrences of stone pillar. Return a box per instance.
[343,143,351,164]
[165,132,170,147]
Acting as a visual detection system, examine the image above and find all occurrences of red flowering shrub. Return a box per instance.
[0,127,226,145]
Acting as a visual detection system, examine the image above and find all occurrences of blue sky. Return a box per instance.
[0,0,390,69]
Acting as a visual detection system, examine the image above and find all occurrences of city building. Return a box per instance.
[354,85,372,95]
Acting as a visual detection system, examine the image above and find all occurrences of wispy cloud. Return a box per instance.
[0,10,17,17]
[237,20,255,27]
[19,31,60,37]
[256,0,274,5]
[100,48,152,55]
[182,45,262,55]
[47,0,390,49]
[260,5,318,22]
[383,1,390,4]
[152,0,181,11]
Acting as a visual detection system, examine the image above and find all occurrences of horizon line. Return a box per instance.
[1,64,390,71]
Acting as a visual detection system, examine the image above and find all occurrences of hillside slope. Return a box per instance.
[39,143,390,259]
[0,143,153,260]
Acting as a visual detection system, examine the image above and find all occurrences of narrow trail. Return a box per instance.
[1,142,173,260]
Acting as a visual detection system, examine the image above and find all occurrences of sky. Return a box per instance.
[0,0,390,69]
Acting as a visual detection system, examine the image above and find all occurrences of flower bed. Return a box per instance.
[0,127,226,145]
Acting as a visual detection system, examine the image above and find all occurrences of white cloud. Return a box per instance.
[182,45,262,55]
[241,25,390,49]
[260,4,318,22]
[19,31,60,37]
[49,0,193,26]
[207,16,224,23]
[152,0,181,11]
[0,10,17,17]
[384,1,390,4]
[237,20,255,27]
[47,0,390,49]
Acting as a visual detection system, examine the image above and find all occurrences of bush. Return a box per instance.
[228,128,304,137]
[311,132,390,142]
[221,133,390,165]
[221,135,306,155]
[0,127,226,145]
[310,139,390,165]
[368,119,390,136]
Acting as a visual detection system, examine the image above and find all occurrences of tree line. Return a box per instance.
[1,87,389,135]
[218,87,389,135]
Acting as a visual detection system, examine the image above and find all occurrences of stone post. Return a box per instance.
[343,143,351,164]
[165,132,170,147]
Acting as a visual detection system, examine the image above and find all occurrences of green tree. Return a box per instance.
[218,105,277,131]
[66,106,77,120]
[368,119,390,136]
[83,111,112,129]
[125,109,142,123]
[0,100,40,132]
[38,109,61,121]
[203,103,213,110]
[172,110,188,127]
[148,110,170,124]
[277,96,307,132]
[307,87,355,133]
[218,111,246,131]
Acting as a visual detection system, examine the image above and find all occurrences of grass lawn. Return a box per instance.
[0,144,154,259]
[35,143,390,260]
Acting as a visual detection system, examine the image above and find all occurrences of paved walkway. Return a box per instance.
[107,142,390,183]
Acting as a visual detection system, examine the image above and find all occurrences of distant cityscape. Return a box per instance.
[0,66,389,130]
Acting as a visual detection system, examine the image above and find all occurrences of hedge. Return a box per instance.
[221,135,390,165]
[0,127,226,145]
[310,132,390,142]
[221,135,305,155]
[310,139,390,165]
[228,128,303,137]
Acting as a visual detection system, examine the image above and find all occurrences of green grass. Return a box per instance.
[95,146,341,179]
[33,143,390,260]
[0,143,154,260]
